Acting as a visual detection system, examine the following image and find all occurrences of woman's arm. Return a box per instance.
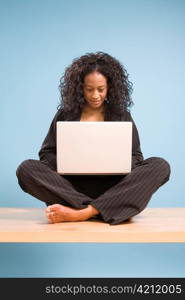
[124,111,144,168]
[38,109,64,170]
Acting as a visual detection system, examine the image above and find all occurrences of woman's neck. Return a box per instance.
[81,105,105,121]
[82,104,105,116]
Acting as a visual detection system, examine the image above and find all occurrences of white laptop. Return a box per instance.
[56,121,132,175]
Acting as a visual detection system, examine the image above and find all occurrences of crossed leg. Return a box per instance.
[16,159,100,223]
[16,157,171,225]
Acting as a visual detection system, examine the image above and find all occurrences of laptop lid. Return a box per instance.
[56,121,132,175]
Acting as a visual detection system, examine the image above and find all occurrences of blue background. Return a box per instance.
[0,0,184,277]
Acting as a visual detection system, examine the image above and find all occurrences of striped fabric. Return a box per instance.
[16,109,171,225]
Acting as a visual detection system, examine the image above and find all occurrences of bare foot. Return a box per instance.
[45,204,99,223]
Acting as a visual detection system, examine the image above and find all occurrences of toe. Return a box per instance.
[46,211,55,221]
[50,212,55,218]
[51,204,62,210]
[46,205,55,213]
[46,208,51,215]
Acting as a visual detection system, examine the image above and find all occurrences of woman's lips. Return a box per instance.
[90,100,100,104]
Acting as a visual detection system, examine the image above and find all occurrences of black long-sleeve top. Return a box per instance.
[38,108,144,195]
[39,108,143,170]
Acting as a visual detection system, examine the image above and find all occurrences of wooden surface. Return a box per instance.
[0,207,185,243]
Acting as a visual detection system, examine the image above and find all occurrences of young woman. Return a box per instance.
[16,52,171,225]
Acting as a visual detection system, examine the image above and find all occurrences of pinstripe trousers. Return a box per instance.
[16,156,170,225]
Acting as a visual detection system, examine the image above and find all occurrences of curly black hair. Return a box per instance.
[58,52,133,120]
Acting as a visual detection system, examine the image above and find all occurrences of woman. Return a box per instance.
[16,52,171,225]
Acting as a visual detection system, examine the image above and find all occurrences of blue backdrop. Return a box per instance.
[0,0,185,277]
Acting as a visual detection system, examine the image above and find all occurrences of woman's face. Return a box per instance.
[83,71,108,109]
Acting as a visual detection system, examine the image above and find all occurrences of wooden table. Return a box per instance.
[0,207,184,243]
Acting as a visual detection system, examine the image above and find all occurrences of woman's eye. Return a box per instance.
[85,88,104,92]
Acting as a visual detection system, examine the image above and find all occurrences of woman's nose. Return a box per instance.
[92,90,99,99]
